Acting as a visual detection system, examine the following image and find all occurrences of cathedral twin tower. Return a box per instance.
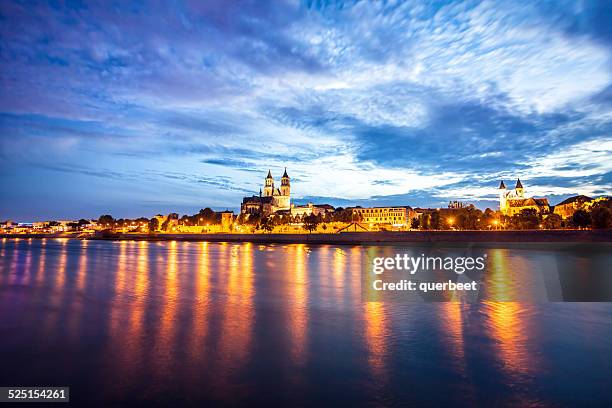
[263,168,290,198]
[261,168,291,211]
[241,168,291,215]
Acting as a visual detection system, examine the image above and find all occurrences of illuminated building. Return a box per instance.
[553,195,606,219]
[499,179,549,216]
[290,203,334,218]
[241,169,291,215]
[351,206,414,227]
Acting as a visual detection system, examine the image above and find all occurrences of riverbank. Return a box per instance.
[3,230,611,244]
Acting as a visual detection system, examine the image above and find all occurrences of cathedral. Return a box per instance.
[241,169,291,215]
[499,179,550,216]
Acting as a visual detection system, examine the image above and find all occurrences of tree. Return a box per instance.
[303,213,320,233]
[259,216,274,233]
[481,208,497,229]
[272,214,290,226]
[161,219,170,231]
[457,206,483,230]
[543,213,562,229]
[134,217,148,231]
[236,213,248,225]
[98,214,114,229]
[429,210,441,230]
[410,217,420,229]
[571,209,591,229]
[420,213,430,230]
[148,218,159,233]
[323,211,334,223]
[78,219,90,226]
[245,212,261,226]
[161,213,178,232]
[197,208,216,225]
[511,209,540,230]
[331,207,353,223]
[591,206,612,229]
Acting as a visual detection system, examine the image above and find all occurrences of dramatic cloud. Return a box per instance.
[1,0,611,220]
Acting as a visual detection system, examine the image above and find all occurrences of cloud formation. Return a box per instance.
[1,0,611,220]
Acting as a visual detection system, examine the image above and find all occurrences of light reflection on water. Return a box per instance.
[0,239,611,406]
[364,301,387,381]
[288,244,308,366]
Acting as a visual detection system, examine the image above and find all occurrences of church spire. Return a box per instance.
[515,178,523,189]
[280,167,290,196]
[263,170,274,197]
[499,180,506,189]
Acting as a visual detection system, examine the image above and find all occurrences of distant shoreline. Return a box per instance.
[2,230,611,244]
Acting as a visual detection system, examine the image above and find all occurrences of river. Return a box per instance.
[1,238,611,406]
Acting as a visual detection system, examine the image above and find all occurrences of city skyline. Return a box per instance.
[1,1,612,221]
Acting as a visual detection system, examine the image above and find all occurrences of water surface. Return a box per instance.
[1,238,611,406]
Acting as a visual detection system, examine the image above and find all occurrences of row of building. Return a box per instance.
[0,220,98,234]
[498,178,606,217]
[239,169,606,227]
[2,170,605,234]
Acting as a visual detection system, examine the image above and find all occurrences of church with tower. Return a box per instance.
[499,178,550,216]
[241,169,291,215]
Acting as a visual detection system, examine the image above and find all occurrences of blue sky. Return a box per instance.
[1,0,611,221]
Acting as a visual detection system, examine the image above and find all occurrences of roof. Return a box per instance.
[352,206,413,210]
[242,195,273,204]
[499,180,506,189]
[507,199,530,207]
[515,178,523,189]
[507,197,549,207]
[282,167,289,178]
[266,169,273,179]
[292,203,335,210]
[556,195,592,206]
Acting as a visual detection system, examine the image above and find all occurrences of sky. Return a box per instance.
[1,0,611,221]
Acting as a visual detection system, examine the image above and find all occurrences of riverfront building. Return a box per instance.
[351,206,414,227]
[499,179,550,216]
[553,195,608,219]
[241,169,291,216]
[290,203,334,218]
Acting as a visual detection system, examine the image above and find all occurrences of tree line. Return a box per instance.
[94,198,612,233]
[413,199,612,230]
[97,208,220,232]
